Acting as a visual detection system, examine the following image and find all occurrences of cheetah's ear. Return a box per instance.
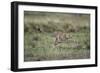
[53,32,57,37]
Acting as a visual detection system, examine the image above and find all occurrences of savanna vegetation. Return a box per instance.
[24,11,90,61]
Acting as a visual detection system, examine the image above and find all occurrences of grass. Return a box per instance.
[24,11,90,61]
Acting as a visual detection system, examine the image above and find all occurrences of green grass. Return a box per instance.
[24,11,90,61]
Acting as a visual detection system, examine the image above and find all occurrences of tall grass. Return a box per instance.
[24,11,90,61]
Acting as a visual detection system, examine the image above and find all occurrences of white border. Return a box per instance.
[18,5,96,68]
